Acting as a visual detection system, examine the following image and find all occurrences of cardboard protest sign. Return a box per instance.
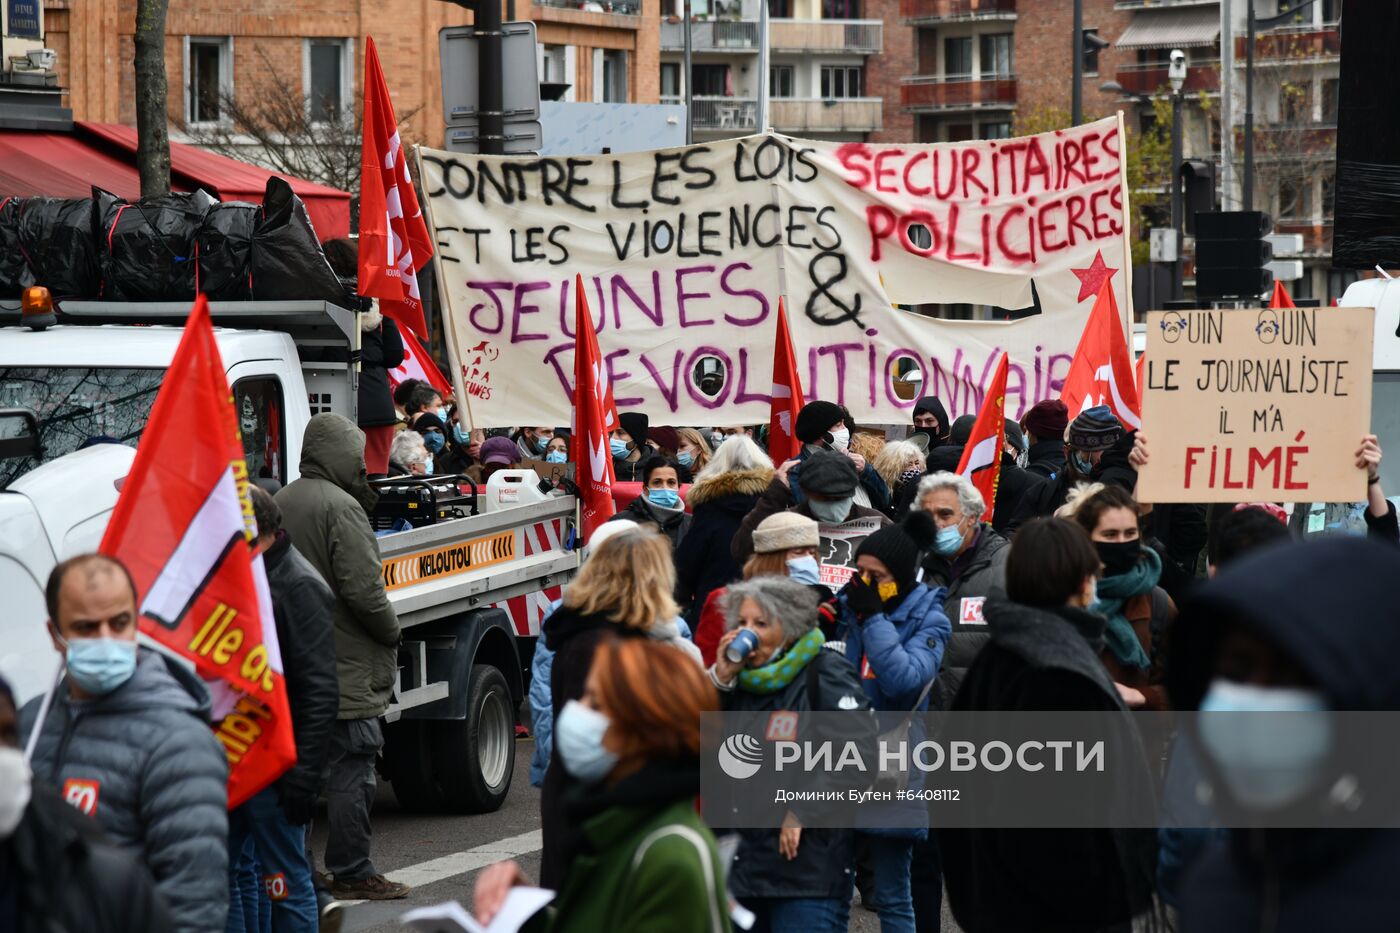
[817,516,885,587]
[1137,307,1374,503]
[416,117,1132,427]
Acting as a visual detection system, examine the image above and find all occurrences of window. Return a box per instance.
[768,0,791,17]
[822,0,860,19]
[542,45,575,101]
[979,33,1012,78]
[1278,175,1309,221]
[602,50,628,102]
[821,65,864,99]
[305,39,350,124]
[186,37,231,125]
[1321,77,1340,123]
[1081,28,1103,75]
[770,65,794,99]
[944,37,972,78]
[946,123,974,142]
[234,377,288,485]
[1322,0,1342,23]
[980,121,1011,139]
[1281,82,1311,123]
[692,64,730,96]
[661,62,681,98]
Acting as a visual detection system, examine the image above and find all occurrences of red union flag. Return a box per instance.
[768,298,806,463]
[1060,281,1141,430]
[956,352,1008,523]
[99,296,295,808]
[1269,280,1296,309]
[389,326,452,397]
[358,35,433,339]
[572,274,618,540]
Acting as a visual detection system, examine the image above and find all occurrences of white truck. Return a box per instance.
[0,299,578,813]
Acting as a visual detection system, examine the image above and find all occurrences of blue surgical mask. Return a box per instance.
[610,438,630,459]
[1197,679,1333,811]
[933,523,965,556]
[786,555,821,585]
[63,637,138,696]
[535,436,550,454]
[422,431,445,454]
[423,456,434,475]
[452,424,470,445]
[555,700,619,783]
[808,496,853,524]
[648,487,681,509]
[1070,450,1095,476]
[545,450,567,464]
[436,406,450,423]
[678,449,695,468]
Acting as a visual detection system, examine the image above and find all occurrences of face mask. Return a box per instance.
[808,496,853,524]
[436,406,450,423]
[422,431,446,454]
[0,747,31,838]
[64,636,138,696]
[877,580,899,601]
[709,431,725,448]
[423,456,434,476]
[1197,679,1333,811]
[1070,450,1095,476]
[933,523,965,557]
[1096,539,1141,577]
[452,424,470,445]
[828,427,851,451]
[555,699,619,783]
[648,487,681,509]
[786,555,821,585]
[1085,578,1098,607]
[545,449,567,464]
[899,468,923,488]
[534,436,550,454]
[678,449,695,468]
[610,438,630,459]
[1015,449,1030,470]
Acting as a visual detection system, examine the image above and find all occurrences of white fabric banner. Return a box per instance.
[418,116,1131,427]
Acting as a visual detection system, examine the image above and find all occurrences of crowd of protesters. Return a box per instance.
[9,358,1400,933]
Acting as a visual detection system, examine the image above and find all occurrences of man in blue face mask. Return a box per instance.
[21,554,230,933]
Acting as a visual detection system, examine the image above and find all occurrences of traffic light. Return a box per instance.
[1179,161,1214,236]
[1194,210,1273,299]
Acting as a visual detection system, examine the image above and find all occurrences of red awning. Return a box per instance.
[0,123,352,240]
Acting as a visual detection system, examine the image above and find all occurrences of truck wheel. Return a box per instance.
[430,664,515,813]
[381,720,449,813]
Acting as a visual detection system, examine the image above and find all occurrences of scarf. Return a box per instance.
[737,628,826,695]
[1091,547,1161,670]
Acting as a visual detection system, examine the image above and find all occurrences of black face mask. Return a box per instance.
[1095,539,1142,577]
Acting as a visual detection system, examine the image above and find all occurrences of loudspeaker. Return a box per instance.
[1333,2,1400,268]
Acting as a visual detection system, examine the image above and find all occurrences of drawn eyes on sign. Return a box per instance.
[888,356,923,402]
[693,356,727,398]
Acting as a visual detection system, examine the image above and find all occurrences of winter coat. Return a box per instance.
[1366,499,1399,543]
[888,443,967,518]
[1005,448,1139,535]
[1024,438,1065,480]
[1166,536,1400,933]
[21,648,229,933]
[1144,503,1208,599]
[694,582,833,667]
[919,525,1009,711]
[937,599,1158,933]
[529,759,730,933]
[1098,585,1174,712]
[263,530,340,800]
[731,478,891,563]
[990,454,1046,535]
[357,318,404,428]
[611,445,657,482]
[716,647,878,899]
[276,414,401,720]
[674,467,773,627]
[5,784,174,933]
[839,582,950,838]
[788,445,891,512]
[609,495,692,550]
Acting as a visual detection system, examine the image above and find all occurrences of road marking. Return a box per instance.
[339,829,543,905]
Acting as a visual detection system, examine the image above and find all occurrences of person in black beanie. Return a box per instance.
[611,412,654,482]
[785,400,890,510]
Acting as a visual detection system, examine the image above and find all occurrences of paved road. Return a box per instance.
[315,738,960,932]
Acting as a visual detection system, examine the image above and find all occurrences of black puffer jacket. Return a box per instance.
[673,467,774,627]
[357,317,404,428]
[990,454,1046,535]
[263,531,339,803]
[890,444,966,517]
[608,495,692,549]
[5,785,173,933]
[920,525,1009,710]
[1024,438,1065,480]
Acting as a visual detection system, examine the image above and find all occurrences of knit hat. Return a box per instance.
[795,400,845,444]
[912,396,950,436]
[1021,399,1068,442]
[796,450,858,497]
[753,512,821,554]
[413,411,447,436]
[1066,405,1123,451]
[650,425,681,452]
[1003,419,1025,454]
[854,511,937,593]
[619,412,649,446]
[949,415,976,447]
[480,436,519,466]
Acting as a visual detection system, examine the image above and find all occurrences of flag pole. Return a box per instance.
[413,146,475,432]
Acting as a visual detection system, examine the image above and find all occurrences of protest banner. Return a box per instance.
[1136,306,1374,504]
[416,117,1132,427]
[817,516,885,587]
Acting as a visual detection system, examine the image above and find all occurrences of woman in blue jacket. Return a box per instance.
[838,510,950,933]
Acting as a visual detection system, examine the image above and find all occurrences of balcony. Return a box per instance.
[1114,0,1217,8]
[770,98,883,133]
[534,0,642,16]
[770,19,883,54]
[1236,25,1341,62]
[660,95,758,131]
[900,75,1016,112]
[899,0,1015,25]
[1113,61,1218,95]
[660,19,760,52]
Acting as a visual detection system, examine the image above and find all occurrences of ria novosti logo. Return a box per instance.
[718,734,764,780]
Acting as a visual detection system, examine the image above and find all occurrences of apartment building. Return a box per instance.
[658,0,884,140]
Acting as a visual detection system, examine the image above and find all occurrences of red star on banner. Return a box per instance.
[1071,250,1118,303]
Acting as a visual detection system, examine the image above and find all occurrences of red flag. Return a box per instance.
[1134,351,1146,399]
[956,353,1009,524]
[358,36,433,339]
[572,275,618,540]
[389,326,452,398]
[768,298,806,463]
[99,296,295,808]
[1060,282,1141,430]
[1269,280,1296,308]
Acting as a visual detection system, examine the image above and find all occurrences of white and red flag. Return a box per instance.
[572,274,618,541]
[955,352,1009,524]
[768,298,806,463]
[1269,280,1296,309]
[100,295,295,808]
[1060,281,1141,430]
[358,35,433,339]
[389,326,452,397]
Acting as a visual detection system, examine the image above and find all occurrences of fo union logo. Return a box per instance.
[718,734,763,780]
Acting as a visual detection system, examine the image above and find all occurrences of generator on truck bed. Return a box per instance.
[0,297,579,813]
